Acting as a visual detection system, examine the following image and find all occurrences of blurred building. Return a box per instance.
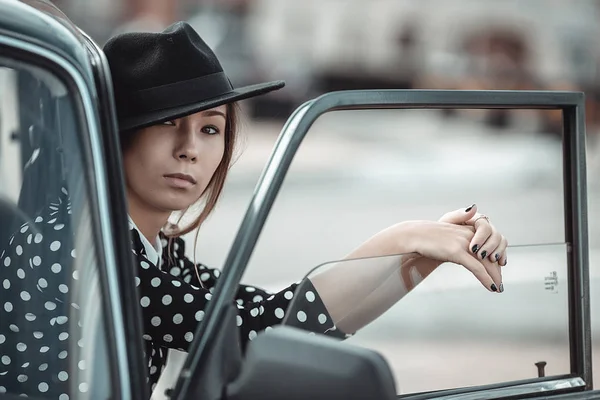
[52,0,600,132]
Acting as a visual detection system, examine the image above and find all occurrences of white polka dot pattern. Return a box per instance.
[0,189,104,398]
[0,189,344,397]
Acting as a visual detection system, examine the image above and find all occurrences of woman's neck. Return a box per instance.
[127,198,170,243]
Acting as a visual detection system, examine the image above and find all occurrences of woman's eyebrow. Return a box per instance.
[202,110,226,120]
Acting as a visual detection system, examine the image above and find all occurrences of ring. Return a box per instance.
[473,215,490,225]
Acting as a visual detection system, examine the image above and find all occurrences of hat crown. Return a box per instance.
[104,22,224,94]
[102,21,285,132]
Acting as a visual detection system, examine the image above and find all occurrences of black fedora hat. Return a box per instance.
[103,21,285,132]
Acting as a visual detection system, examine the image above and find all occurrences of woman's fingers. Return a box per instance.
[438,204,478,224]
[451,224,476,239]
[461,212,507,266]
[468,218,493,257]
[454,250,498,292]
[404,219,505,293]
[454,224,503,291]
[482,257,503,290]
[494,236,509,266]
[486,233,506,264]
[479,227,502,262]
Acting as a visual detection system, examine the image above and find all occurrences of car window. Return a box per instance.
[0,57,112,399]
[299,244,569,391]
[281,242,570,393]
[190,106,583,395]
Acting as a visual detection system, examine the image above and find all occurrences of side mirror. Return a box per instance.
[226,326,397,400]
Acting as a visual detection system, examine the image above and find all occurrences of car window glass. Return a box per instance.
[0,56,113,399]
[282,243,569,393]
[194,107,581,395]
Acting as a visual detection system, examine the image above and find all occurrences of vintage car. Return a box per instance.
[0,0,595,399]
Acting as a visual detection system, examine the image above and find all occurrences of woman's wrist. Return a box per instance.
[390,220,429,256]
[345,220,424,260]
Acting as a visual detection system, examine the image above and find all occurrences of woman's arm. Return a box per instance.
[313,255,438,334]
[309,205,507,334]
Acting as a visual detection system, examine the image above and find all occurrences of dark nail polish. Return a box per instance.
[481,250,487,259]
[495,253,500,262]
[465,204,475,212]
[472,244,479,254]
[491,283,498,292]
[499,283,504,293]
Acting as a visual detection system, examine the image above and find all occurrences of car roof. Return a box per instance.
[0,0,94,83]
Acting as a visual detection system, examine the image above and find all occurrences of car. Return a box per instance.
[0,1,596,399]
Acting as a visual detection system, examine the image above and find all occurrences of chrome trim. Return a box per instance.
[0,34,131,399]
[424,377,586,400]
[253,101,313,201]
[563,104,592,387]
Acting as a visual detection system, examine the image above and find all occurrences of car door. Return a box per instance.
[164,88,600,400]
[0,0,147,399]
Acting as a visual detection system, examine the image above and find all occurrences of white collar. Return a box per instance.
[128,215,163,268]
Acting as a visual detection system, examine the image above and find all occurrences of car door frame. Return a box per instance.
[78,28,150,400]
[0,1,148,399]
[172,89,592,399]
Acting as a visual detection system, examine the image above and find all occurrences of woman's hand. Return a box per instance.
[323,204,508,333]
[439,204,507,293]
[345,204,507,292]
[428,203,507,292]
[399,219,501,292]
[439,204,508,266]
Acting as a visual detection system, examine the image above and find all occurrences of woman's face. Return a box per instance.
[122,105,227,214]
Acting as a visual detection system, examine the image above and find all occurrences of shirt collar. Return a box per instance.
[128,215,163,267]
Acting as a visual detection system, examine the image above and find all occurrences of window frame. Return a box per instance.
[79,30,150,400]
[173,89,591,399]
[0,30,141,400]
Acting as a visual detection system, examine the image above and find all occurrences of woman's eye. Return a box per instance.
[202,125,220,135]
[163,120,176,126]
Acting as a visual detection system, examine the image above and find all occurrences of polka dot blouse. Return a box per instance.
[0,187,346,398]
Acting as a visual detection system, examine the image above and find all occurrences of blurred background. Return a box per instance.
[55,0,600,130]
[46,0,600,397]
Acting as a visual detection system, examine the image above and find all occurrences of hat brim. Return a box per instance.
[118,80,285,132]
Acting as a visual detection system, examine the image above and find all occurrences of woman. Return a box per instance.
[0,21,507,398]
[107,20,507,388]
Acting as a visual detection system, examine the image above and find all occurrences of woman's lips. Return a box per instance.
[164,173,196,188]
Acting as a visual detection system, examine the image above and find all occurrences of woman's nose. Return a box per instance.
[176,133,200,162]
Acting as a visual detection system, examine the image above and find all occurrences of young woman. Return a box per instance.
[0,21,508,398]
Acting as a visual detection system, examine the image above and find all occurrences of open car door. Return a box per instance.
[168,89,597,400]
